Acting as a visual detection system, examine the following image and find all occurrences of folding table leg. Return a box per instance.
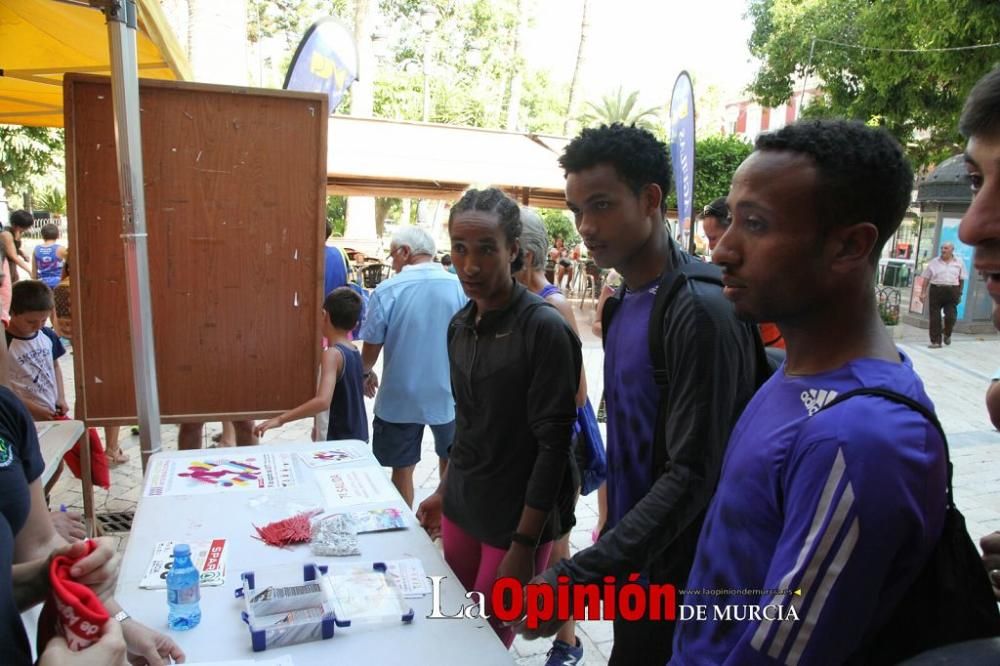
[78,430,98,538]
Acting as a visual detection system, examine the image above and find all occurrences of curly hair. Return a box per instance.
[960,67,1000,139]
[559,123,672,212]
[448,187,524,272]
[755,119,913,261]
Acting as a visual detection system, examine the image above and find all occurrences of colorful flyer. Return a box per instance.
[144,453,297,497]
[298,442,370,468]
[324,508,406,533]
[139,539,227,589]
[315,468,398,508]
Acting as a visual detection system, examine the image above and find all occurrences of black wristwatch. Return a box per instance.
[510,532,539,549]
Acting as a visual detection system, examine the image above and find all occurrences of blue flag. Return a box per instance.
[284,18,358,114]
[669,71,696,249]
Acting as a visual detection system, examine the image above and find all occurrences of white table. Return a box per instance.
[116,441,515,665]
[37,419,97,535]
[38,420,85,486]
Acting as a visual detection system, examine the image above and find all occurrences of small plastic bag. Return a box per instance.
[310,514,361,557]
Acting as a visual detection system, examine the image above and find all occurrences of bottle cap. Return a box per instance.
[173,543,191,558]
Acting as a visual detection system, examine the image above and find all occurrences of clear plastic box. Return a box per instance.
[235,563,335,652]
[326,562,415,628]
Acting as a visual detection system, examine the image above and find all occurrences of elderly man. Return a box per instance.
[920,242,968,347]
[360,227,466,507]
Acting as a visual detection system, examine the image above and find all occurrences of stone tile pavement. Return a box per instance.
[47,302,1000,666]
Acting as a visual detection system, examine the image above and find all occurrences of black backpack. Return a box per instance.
[818,388,1000,663]
[600,259,775,473]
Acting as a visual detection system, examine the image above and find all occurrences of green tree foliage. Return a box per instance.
[327,195,347,236]
[0,126,63,199]
[538,208,579,244]
[578,87,662,131]
[374,0,564,130]
[747,0,1000,166]
[248,0,350,49]
[34,186,66,215]
[521,71,570,135]
[664,134,753,212]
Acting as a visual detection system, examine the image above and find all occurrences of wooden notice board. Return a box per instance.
[64,74,327,425]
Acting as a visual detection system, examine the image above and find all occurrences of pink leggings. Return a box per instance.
[442,515,553,647]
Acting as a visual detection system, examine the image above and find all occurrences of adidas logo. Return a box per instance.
[801,388,839,416]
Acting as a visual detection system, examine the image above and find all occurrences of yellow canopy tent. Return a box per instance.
[0,0,190,127]
[0,0,192,477]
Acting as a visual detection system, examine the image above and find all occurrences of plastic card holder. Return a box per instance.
[325,561,415,627]
[235,563,335,652]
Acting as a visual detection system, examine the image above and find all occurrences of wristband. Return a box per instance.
[510,532,539,549]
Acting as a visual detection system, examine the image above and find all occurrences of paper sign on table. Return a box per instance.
[384,558,432,597]
[144,453,297,497]
[140,539,228,589]
[298,442,369,468]
[315,468,398,508]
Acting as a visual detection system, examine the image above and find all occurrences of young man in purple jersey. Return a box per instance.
[670,119,947,664]
[516,124,762,665]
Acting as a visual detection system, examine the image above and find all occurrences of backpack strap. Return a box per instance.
[647,260,724,388]
[600,288,622,350]
[818,387,952,506]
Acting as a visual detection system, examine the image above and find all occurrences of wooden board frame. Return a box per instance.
[64,74,326,426]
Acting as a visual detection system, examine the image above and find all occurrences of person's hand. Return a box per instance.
[56,537,120,599]
[363,371,379,399]
[122,619,186,665]
[55,397,69,417]
[496,543,535,587]
[51,508,86,542]
[981,531,1000,599]
[40,619,126,665]
[511,569,567,639]
[253,418,280,439]
[415,492,443,540]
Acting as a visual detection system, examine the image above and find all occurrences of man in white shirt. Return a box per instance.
[359,227,467,507]
[920,242,968,347]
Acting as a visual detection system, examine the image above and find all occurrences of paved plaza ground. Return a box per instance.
[48,300,1000,665]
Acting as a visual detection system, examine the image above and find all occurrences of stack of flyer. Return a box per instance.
[140,539,228,589]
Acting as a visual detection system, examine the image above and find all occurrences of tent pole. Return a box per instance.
[101,0,162,470]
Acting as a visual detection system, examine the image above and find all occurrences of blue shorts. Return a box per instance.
[371,416,454,468]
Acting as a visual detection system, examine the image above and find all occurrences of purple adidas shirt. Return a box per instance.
[604,277,661,529]
[671,352,947,665]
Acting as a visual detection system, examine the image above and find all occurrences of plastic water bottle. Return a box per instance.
[166,544,201,630]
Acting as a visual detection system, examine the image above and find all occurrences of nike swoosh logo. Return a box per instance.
[495,331,512,338]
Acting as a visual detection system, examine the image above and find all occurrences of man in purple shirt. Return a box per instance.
[517,125,761,665]
[671,120,947,664]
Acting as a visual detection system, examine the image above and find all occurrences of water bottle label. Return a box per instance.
[168,585,200,604]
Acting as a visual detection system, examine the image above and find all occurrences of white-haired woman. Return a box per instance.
[515,208,607,664]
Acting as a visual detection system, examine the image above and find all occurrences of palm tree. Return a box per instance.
[577,87,661,131]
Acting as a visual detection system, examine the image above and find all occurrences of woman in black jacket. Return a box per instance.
[416,188,581,648]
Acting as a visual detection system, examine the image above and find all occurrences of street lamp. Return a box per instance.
[419,6,438,122]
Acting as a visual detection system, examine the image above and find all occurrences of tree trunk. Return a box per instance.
[563,0,591,136]
[345,0,377,242]
[505,0,527,131]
